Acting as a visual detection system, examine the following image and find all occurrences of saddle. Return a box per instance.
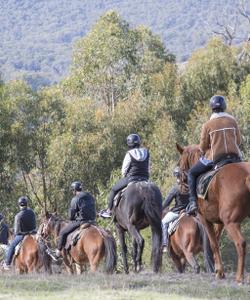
[196,154,241,200]
[168,212,186,236]
[65,223,94,251]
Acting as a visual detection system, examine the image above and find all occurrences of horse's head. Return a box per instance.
[38,211,61,239]
[176,143,202,187]
[176,143,202,171]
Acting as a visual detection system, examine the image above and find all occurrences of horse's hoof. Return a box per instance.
[215,270,225,279]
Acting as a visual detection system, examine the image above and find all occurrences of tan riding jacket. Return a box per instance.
[199,112,242,161]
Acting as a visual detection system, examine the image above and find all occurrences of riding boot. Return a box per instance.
[187,196,198,214]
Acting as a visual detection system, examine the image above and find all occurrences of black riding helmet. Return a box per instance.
[210,95,226,111]
[18,196,28,207]
[126,133,141,148]
[71,181,82,192]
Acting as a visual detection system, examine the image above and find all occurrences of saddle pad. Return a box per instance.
[168,213,185,236]
[65,223,91,250]
[196,169,221,200]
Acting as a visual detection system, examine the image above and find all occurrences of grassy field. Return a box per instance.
[0,271,249,300]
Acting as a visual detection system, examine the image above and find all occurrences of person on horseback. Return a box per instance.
[100,133,150,218]
[2,196,36,270]
[0,213,9,246]
[186,95,242,214]
[55,181,96,258]
[162,167,189,252]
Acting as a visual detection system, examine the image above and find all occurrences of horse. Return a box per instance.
[176,143,250,283]
[114,181,162,273]
[14,234,52,274]
[164,210,214,274]
[39,212,117,274]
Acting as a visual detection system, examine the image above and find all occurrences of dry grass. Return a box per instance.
[0,271,249,300]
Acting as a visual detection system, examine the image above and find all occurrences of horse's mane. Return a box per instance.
[180,144,201,170]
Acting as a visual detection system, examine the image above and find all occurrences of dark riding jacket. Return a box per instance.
[69,191,96,222]
[163,186,189,213]
[122,148,150,181]
[14,207,36,236]
[0,221,9,245]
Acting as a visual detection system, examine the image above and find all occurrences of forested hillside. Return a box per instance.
[0,10,250,270]
[1,0,249,88]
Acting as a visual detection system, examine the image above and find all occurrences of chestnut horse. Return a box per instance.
[14,235,52,274]
[39,212,117,274]
[166,213,214,274]
[176,143,250,283]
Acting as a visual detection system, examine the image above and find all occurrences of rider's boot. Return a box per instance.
[1,261,10,271]
[100,208,112,218]
[162,223,169,253]
[187,196,198,214]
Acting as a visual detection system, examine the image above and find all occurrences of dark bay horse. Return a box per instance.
[114,181,162,273]
[176,143,250,283]
[14,235,52,274]
[166,212,214,274]
[39,213,117,274]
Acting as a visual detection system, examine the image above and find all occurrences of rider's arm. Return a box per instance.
[14,214,20,236]
[235,123,242,146]
[121,152,131,177]
[162,186,178,209]
[69,197,78,221]
[199,123,210,155]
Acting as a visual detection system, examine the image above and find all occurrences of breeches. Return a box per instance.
[162,211,179,226]
[57,221,81,250]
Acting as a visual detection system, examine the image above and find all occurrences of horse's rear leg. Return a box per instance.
[224,222,246,284]
[116,224,129,274]
[183,250,200,274]
[169,247,184,273]
[200,217,225,279]
[127,225,144,273]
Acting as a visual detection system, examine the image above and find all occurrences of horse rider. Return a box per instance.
[162,167,189,252]
[0,213,9,246]
[55,181,96,258]
[2,196,36,270]
[186,95,242,214]
[100,133,150,218]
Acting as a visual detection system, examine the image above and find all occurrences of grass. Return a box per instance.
[0,271,249,300]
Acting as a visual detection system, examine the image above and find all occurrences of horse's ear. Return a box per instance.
[176,143,184,154]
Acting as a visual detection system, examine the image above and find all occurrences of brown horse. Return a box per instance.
[176,143,250,283]
[14,235,52,274]
[166,212,214,274]
[39,212,117,274]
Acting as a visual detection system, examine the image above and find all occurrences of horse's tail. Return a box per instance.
[196,220,215,273]
[99,228,117,274]
[142,182,163,273]
[37,237,52,274]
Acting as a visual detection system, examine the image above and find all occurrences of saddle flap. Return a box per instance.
[65,223,91,250]
[196,169,221,200]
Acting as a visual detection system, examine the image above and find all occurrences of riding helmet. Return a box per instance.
[173,166,181,178]
[71,181,82,192]
[126,134,141,148]
[209,95,226,111]
[18,196,28,207]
